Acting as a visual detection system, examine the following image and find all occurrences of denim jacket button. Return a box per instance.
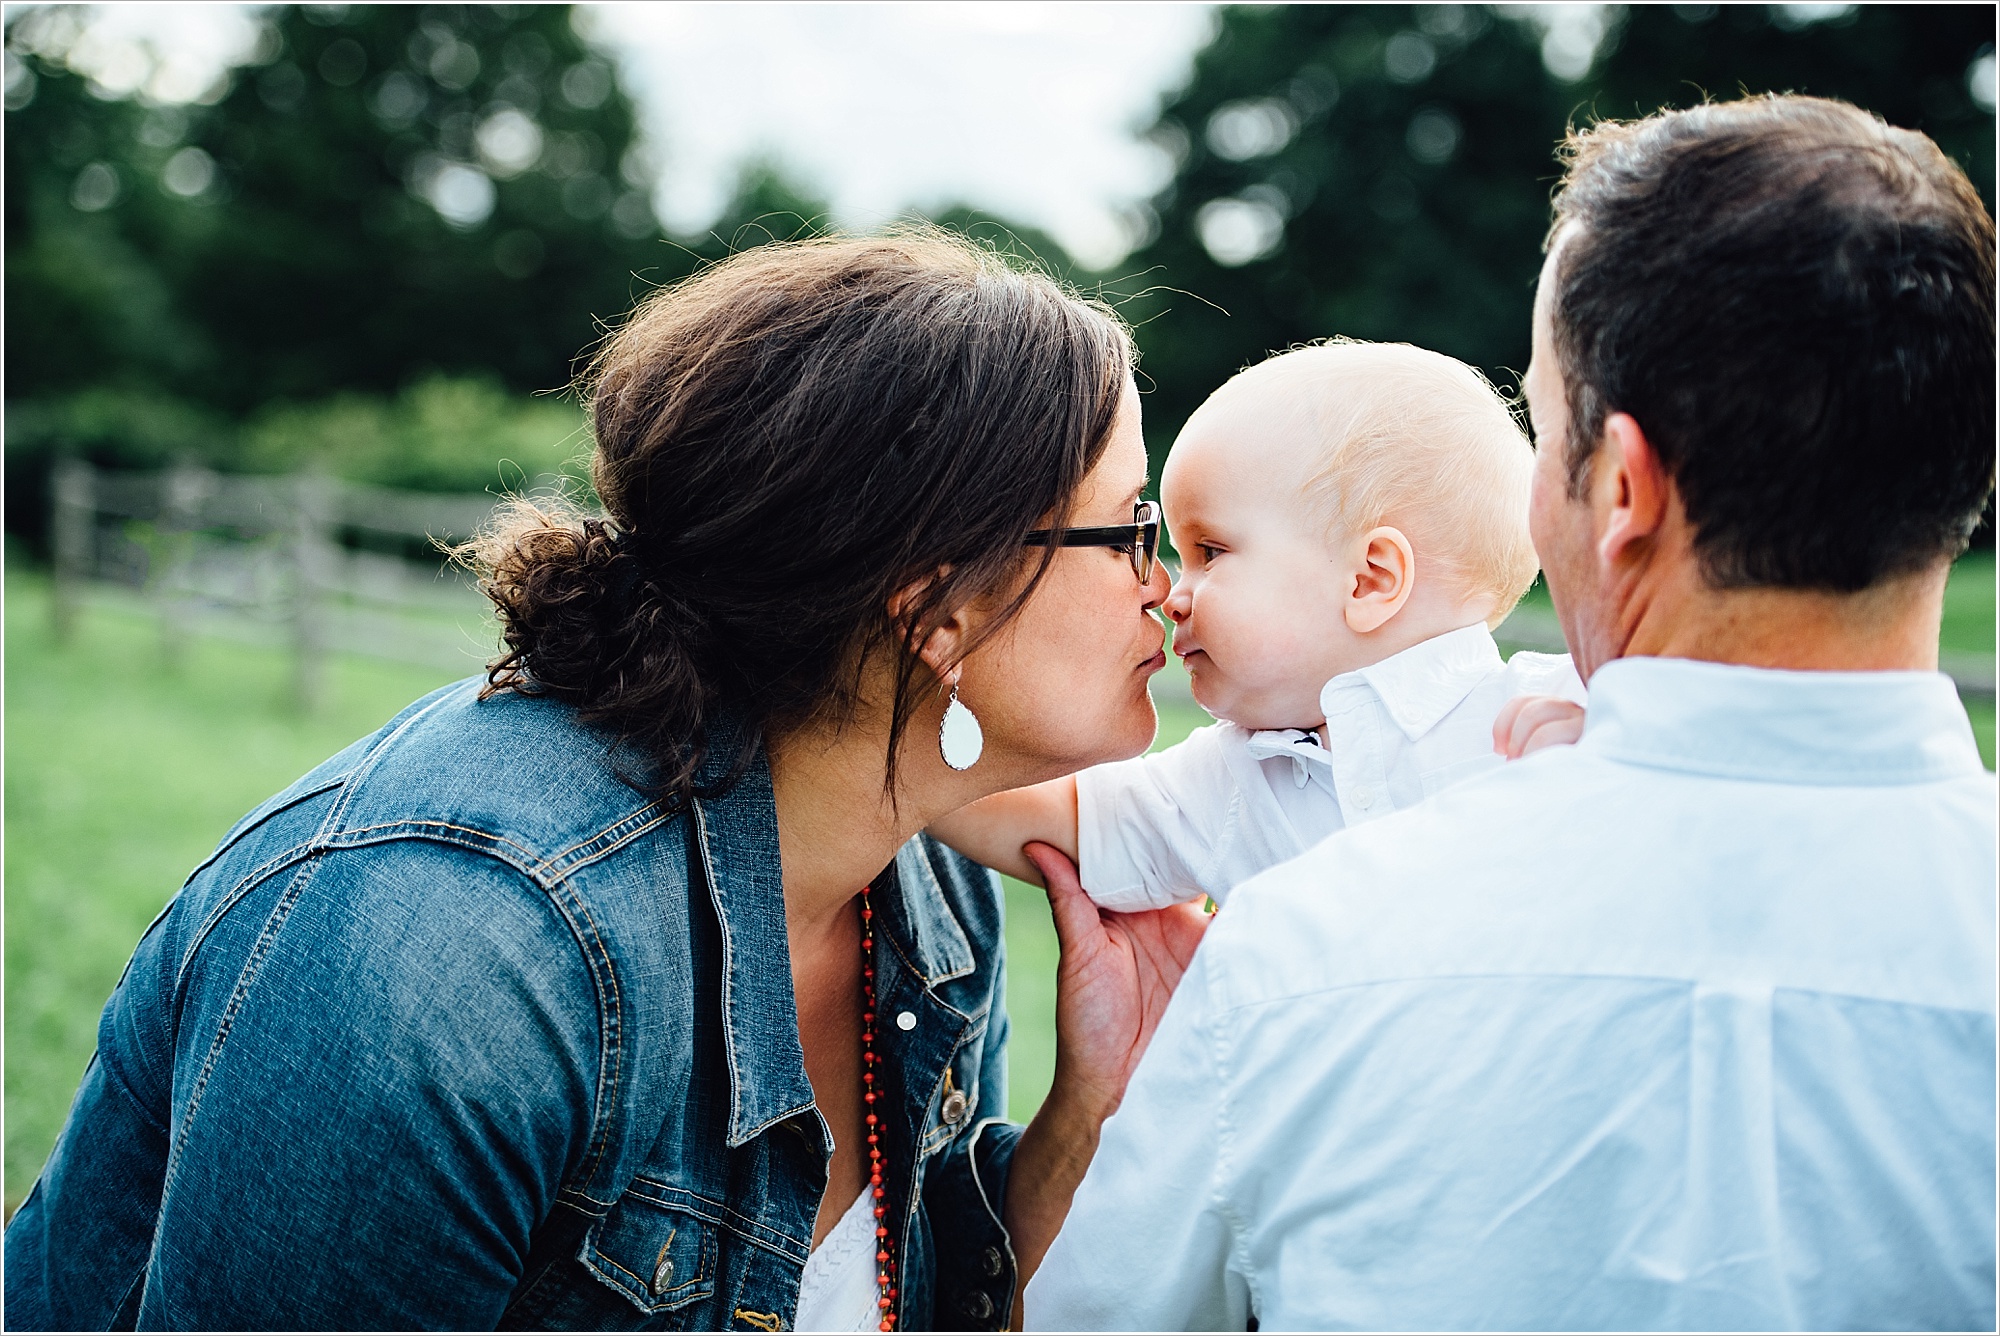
[981,1245,1004,1278]
[652,1254,674,1295]
[957,1289,995,1322]
[941,1090,968,1124]
[896,1011,917,1031]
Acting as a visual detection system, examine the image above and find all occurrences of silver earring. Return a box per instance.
[940,683,984,770]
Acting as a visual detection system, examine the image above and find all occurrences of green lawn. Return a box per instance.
[6,553,1994,1206]
[4,576,464,1213]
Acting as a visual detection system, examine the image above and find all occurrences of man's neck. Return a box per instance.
[1619,560,1948,674]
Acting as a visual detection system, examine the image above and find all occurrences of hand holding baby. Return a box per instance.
[1492,693,1588,759]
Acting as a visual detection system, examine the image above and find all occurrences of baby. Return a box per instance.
[927,340,1586,912]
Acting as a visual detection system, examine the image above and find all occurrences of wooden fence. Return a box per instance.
[51,459,516,709]
[48,460,1994,710]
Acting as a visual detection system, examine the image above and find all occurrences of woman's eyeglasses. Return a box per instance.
[1022,499,1161,585]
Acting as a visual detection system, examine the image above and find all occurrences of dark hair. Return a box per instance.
[469,229,1133,801]
[1547,94,1996,591]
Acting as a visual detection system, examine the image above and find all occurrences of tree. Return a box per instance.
[1115,4,1996,472]
[6,4,703,413]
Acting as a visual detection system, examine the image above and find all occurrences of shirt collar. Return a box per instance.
[1580,656,1985,784]
[688,710,976,1147]
[1319,622,1505,742]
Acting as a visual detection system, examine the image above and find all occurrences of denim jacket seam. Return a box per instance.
[175,844,321,1005]
[558,1186,618,1213]
[532,799,684,880]
[325,814,632,1194]
[917,1013,989,1157]
[174,773,350,894]
[541,873,625,1189]
[625,1178,812,1264]
[159,851,327,1210]
[961,1116,1019,1311]
[108,1263,149,1335]
[160,747,379,1203]
[93,1043,171,1140]
[323,820,553,879]
[170,817,629,1209]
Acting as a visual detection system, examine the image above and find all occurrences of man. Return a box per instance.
[1025,94,1995,1330]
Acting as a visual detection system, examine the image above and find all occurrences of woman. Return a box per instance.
[4,231,1207,1331]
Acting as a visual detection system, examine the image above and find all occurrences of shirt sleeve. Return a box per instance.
[1074,725,1241,910]
[1023,946,1253,1331]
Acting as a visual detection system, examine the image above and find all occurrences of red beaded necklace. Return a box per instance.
[860,886,898,1331]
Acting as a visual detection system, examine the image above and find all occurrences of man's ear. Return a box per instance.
[1594,412,1671,569]
[887,571,972,683]
[1343,526,1417,634]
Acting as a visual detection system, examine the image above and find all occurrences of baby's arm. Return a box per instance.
[926,776,1078,887]
[1493,694,1587,759]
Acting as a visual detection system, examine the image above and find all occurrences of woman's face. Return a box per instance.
[959,379,1171,786]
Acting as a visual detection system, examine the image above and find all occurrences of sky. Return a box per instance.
[9,1,1220,268]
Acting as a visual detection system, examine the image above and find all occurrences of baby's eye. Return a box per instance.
[1196,543,1223,564]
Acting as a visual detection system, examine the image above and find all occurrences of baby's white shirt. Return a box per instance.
[1075,623,1585,911]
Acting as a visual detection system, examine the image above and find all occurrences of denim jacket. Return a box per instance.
[4,680,1022,1330]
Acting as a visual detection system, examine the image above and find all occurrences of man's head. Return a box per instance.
[1524,94,1995,676]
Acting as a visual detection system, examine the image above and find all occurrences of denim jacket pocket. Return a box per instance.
[584,1196,717,1315]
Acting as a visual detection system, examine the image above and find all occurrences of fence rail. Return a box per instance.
[51,459,518,708]
[48,461,1996,709]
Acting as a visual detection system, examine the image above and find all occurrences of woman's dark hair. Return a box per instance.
[1547,94,1996,591]
[469,229,1134,801]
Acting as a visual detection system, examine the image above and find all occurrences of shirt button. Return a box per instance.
[1352,787,1374,807]
[896,1010,917,1031]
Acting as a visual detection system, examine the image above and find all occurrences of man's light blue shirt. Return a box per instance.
[1027,657,1996,1331]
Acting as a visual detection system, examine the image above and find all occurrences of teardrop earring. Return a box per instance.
[939,680,984,770]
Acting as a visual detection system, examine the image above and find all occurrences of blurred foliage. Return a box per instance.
[6,3,669,409]
[239,375,589,492]
[7,3,1993,553]
[2,3,847,550]
[1115,2,1997,488]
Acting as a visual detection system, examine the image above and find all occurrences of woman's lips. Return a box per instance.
[1139,649,1168,674]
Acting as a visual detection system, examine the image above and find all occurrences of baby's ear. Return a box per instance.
[1344,526,1416,633]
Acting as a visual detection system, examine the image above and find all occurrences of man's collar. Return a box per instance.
[1320,622,1505,742]
[1581,656,1984,783]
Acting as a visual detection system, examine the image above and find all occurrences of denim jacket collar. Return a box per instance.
[688,715,978,1147]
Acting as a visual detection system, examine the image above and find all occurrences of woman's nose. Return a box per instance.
[1142,557,1171,613]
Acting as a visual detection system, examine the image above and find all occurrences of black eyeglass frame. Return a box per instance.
[1022,499,1161,585]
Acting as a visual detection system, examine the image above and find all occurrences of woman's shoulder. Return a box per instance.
[322,675,678,871]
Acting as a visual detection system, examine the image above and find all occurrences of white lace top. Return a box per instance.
[794,1187,881,1332]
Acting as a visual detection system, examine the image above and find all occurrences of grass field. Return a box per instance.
[6,555,1994,1207]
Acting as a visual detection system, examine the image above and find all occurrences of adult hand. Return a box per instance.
[1493,693,1588,759]
[1030,842,1210,1122]
[1001,842,1210,1324]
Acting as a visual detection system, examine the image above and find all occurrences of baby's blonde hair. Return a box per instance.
[1215,339,1540,627]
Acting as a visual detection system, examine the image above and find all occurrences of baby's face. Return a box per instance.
[1159,404,1357,730]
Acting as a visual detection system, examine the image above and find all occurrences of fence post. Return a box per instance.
[156,461,213,665]
[293,472,335,711]
[51,457,93,643]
